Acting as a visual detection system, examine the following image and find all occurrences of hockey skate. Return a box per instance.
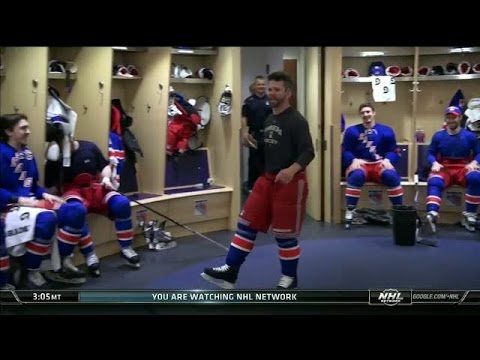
[426,211,438,234]
[277,275,298,289]
[462,212,477,232]
[44,255,87,284]
[140,220,177,251]
[139,220,155,247]
[201,264,239,289]
[152,220,176,251]
[120,247,141,268]
[344,205,355,229]
[85,252,100,277]
[24,271,50,289]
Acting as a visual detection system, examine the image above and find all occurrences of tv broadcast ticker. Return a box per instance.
[1,289,479,306]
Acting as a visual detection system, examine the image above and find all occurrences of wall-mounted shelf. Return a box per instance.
[48,72,77,80]
[342,47,416,57]
[342,76,414,83]
[171,48,217,56]
[343,47,480,58]
[170,78,213,84]
[112,75,142,80]
[417,74,480,81]
[419,47,480,56]
[112,47,148,52]
[342,74,480,83]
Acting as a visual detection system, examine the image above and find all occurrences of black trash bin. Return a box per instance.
[391,205,417,246]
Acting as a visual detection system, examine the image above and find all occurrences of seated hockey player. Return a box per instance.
[425,105,480,233]
[44,131,140,283]
[342,103,403,227]
[0,113,68,288]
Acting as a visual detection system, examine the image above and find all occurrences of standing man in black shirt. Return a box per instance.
[241,76,272,193]
[201,71,315,290]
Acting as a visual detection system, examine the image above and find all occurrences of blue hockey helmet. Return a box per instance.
[369,61,386,76]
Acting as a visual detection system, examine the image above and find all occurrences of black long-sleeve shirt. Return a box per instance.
[263,107,315,173]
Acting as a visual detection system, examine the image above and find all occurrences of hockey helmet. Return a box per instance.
[444,63,458,75]
[177,65,193,78]
[113,65,133,77]
[127,65,139,76]
[386,65,401,77]
[369,61,386,76]
[458,61,471,74]
[49,60,66,73]
[343,68,360,78]
[400,66,413,76]
[417,66,431,76]
[173,64,188,78]
[49,60,77,74]
[430,65,444,76]
[197,68,214,80]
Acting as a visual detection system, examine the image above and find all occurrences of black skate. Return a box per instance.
[44,255,87,284]
[201,264,239,289]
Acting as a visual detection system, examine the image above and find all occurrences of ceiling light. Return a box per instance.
[176,49,194,54]
[449,47,474,53]
[361,51,385,57]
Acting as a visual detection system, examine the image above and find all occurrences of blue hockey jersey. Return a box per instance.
[342,123,401,168]
[427,128,480,165]
[0,142,45,208]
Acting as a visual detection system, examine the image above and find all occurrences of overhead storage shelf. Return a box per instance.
[171,48,217,56]
[342,74,480,83]
[170,78,213,84]
[48,72,77,80]
[417,74,480,81]
[343,76,414,83]
[112,47,148,52]
[112,75,142,80]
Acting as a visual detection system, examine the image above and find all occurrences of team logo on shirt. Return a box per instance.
[358,128,381,159]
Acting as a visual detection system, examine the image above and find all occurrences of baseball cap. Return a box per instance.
[445,105,462,116]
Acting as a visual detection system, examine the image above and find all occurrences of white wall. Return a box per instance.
[240,47,305,184]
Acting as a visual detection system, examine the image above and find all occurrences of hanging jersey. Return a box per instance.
[109,131,125,176]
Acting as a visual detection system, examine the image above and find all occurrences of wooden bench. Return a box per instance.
[339,181,465,224]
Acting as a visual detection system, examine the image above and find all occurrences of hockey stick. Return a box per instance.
[414,175,438,247]
[122,192,229,251]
